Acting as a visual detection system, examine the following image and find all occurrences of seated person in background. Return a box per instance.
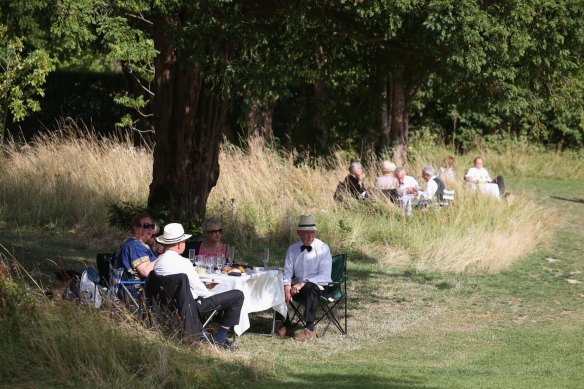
[114,212,158,296]
[154,223,244,348]
[465,156,506,196]
[375,160,398,194]
[147,223,165,255]
[394,167,420,216]
[438,156,456,184]
[183,219,227,258]
[343,161,368,200]
[276,215,332,341]
[418,166,445,203]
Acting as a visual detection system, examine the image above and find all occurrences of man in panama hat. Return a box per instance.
[153,223,244,348]
[276,215,332,340]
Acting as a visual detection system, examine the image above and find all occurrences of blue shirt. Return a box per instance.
[115,237,156,280]
[283,238,332,286]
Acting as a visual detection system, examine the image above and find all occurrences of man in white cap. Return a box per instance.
[276,215,332,340]
[153,223,244,348]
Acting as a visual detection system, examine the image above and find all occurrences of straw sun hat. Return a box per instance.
[297,215,317,231]
[156,223,192,244]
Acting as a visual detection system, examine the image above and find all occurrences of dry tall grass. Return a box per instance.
[0,127,151,230]
[0,253,252,387]
[0,128,564,273]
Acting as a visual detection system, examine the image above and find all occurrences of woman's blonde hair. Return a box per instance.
[381,160,397,174]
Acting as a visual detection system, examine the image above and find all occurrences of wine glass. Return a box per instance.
[262,248,270,269]
[217,254,225,273]
[188,249,196,265]
[206,256,215,274]
[227,245,235,264]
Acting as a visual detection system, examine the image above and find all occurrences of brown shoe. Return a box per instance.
[293,328,317,341]
[274,326,295,338]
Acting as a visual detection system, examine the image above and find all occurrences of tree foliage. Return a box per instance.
[4,0,584,220]
[0,1,55,145]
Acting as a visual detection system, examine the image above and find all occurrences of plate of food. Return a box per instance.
[222,264,246,276]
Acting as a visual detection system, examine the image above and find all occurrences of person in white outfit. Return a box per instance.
[153,223,243,348]
[465,156,506,195]
[275,215,332,341]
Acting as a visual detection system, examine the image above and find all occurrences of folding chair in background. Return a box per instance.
[440,189,455,206]
[289,253,348,337]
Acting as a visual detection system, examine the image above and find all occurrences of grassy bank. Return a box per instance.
[1,129,584,387]
[0,128,573,273]
[1,177,583,387]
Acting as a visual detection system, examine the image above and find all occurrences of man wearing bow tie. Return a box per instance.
[276,215,332,340]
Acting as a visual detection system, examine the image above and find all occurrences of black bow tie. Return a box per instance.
[301,245,312,252]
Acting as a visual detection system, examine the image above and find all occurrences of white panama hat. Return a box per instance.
[156,223,192,244]
[297,215,317,231]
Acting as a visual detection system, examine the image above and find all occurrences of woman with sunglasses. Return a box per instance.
[114,212,159,295]
[183,219,227,257]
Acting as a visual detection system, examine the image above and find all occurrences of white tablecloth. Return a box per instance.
[467,182,500,199]
[200,269,287,335]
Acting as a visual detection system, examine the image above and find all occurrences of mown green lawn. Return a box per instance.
[1,178,583,388]
[237,178,584,388]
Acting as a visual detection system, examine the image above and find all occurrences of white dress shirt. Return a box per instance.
[400,175,419,192]
[465,167,492,183]
[153,249,213,299]
[283,238,332,286]
[420,176,438,200]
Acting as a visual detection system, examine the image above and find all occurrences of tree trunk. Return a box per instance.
[313,79,329,151]
[389,72,408,165]
[246,96,277,150]
[148,15,228,222]
[376,77,391,153]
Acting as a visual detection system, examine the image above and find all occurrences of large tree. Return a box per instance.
[35,0,584,222]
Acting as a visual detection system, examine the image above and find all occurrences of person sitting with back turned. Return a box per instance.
[465,156,506,196]
[418,166,446,204]
[275,215,332,340]
[394,167,420,216]
[114,212,159,297]
[375,160,399,201]
[154,223,244,349]
[344,161,368,200]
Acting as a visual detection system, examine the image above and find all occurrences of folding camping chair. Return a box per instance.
[144,272,220,344]
[289,253,348,337]
[96,252,145,315]
[440,189,455,206]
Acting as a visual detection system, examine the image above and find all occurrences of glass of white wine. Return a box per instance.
[262,248,270,269]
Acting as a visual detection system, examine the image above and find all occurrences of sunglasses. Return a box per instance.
[141,223,156,229]
[208,229,223,234]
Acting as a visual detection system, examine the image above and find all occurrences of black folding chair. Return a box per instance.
[289,253,348,337]
[144,272,219,343]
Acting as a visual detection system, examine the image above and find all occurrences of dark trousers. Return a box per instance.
[295,282,324,323]
[280,282,324,327]
[198,289,244,328]
[495,175,505,195]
